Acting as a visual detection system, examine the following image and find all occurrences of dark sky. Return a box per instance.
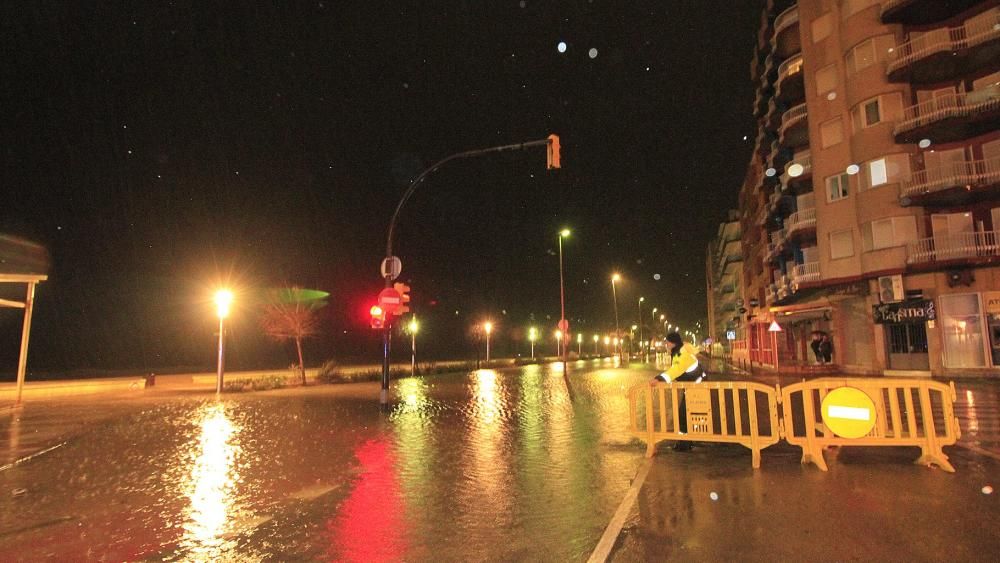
[1,1,762,375]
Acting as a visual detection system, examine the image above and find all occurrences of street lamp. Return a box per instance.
[638,297,645,361]
[554,330,563,357]
[576,333,582,356]
[593,334,600,355]
[408,317,419,374]
[214,289,233,394]
[529,326,538,360]
[611,273,621,361]
[558,229,570,376]
[484,321,493,362]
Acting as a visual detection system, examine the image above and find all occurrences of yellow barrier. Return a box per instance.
[627,381,782,468]
[780,377,962,472]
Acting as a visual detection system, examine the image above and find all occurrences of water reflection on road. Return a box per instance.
[0,359,650,561]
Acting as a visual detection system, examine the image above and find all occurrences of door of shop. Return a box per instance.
[885,323,930,370]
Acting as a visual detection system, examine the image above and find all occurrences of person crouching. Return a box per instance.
[653,332,706,451]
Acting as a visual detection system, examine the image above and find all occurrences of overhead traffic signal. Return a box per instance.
[547,134,561,170]
[370,305,386,329]
[393,282,411,315]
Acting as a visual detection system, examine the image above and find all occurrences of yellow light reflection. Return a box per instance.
[181,402,240,557]
[966,389,979,434]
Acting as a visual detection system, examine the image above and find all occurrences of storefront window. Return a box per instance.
[940,294,987,368]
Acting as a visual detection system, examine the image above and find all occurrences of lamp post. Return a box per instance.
[408,317,419,374]
[611,273,621,361]
[555,330,563,357]
[593,334,599,355]
[214,289,233,395]
[638,297,645,362]
[484,321,493,362]
[529,327,538,360]
[558,229,570,376]
[576,333,582,356]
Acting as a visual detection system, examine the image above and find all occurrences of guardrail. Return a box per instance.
[628,381,782,468]
[780,378,961,472]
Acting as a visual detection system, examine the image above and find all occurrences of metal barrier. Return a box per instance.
[780,378,961,472]
[627,381,781,468]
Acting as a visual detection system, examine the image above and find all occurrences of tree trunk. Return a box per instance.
[295,336,306,386]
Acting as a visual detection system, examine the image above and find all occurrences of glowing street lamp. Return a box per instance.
[577,333,583,356]
[611,273,621,361]
[214,289,233,394]
[484,321,493,362]
[529,326,538,359]
[408,317,419,374]
[593,334,600,355]
[555,329,563,356]
[558,229,571,376]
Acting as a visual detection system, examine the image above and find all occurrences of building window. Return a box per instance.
[830,229,854,259]
[845,36,895,74]
[815,64,838,97]
[851,93,903,133]
[812,14,832,43]
[862,154,910,189]
[826,173,850,202]
[862,216,917,251]
[940,294,987,368]
[820,117,843,148]
[842,0,878,19]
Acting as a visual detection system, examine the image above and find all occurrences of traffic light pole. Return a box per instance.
[380,136,558,410]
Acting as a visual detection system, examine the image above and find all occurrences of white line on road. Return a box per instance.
[587,456,654,563]
[0,442,66,472]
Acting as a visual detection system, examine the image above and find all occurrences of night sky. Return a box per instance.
[1,1,763,375]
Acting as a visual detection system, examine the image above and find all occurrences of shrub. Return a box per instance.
[223,374,287,393]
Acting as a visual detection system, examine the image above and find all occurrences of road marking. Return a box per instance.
[587,456,654,563]
[0,442,66,472]
[957,443,1000,462]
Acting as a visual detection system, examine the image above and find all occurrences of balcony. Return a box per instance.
[779,103,809,148]
[771,5,801,60]
[790,261,821,286]
[775,55,805,105]
[785,207,817,238]
[907,230,1000,265]
[881,0,986,26]
[894,87,1000,144]
[900,156,1000,206]
[780,151,812,193]
[886,8,1000,83]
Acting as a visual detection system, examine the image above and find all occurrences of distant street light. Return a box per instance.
[529,326,538,359]
[555,329,563,356]
[408,317,419,374]
[577,333,582,356]
[214,289,233,394]
[611,273,621,362]
[593,334,600,355]
[638,297,645,362]
[558,229,571,377]
[484,321,493,362]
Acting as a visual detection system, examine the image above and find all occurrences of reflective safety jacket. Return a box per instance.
[655,343,704,383]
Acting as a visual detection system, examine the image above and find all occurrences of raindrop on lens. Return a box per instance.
[788,163,804,178]
[653,274,661,281]
[984,485,994,495]
[827,91,837,100]
[710,492,719,501]
[588,48,598,59]
[846,164,860,175]
[918,138,932,149]
[765,168,776,177]
[557,41,567,53]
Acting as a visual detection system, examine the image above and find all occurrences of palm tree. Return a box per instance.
[259,287,327,385]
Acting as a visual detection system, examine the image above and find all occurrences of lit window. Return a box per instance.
[869,158,888,187]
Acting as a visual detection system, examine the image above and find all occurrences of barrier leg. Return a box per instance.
[751,447,761,469]
[800,445,828,471]
[915,446,955,473]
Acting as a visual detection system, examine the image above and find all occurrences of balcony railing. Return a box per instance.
[773,5,800,37]
[887,8,1000,75]
[785,207,817,233]
[791,261,821,284]
[777,55,803,83]
[895,87,1000,136]
[770,228,787,247]
[906,230,1000,264]
[780,103,808,131]
[901,156,1000,197]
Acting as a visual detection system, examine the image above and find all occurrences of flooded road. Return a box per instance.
[0,360,652,561]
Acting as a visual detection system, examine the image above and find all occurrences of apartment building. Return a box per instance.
[706,211,746,359]
[736,0,1000,376]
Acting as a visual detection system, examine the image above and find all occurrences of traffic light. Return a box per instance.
[547,134,561,170]
[370,305,385,329]
[393,282,411,315]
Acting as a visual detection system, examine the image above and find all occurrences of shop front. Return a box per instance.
[874,299,934,373]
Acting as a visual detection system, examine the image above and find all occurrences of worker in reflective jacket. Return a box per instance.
[653,332,706,450]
